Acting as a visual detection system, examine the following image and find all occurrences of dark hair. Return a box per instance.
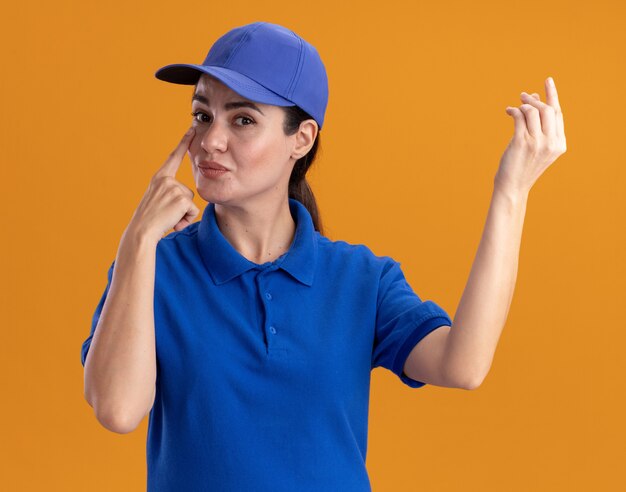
[281,105,324,235]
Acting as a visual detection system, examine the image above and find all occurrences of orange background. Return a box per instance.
[1,0,624,490]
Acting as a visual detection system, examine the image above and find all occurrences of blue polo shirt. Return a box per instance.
[81,197,452,491]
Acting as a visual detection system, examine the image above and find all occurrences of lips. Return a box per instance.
[198,160,229,171]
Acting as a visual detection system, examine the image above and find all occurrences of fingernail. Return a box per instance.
[548,77,554,86]
[186,127,195,135]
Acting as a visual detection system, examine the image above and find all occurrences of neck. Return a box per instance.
[214,196,296,265]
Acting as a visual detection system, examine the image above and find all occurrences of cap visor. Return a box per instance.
[155,64,296,107]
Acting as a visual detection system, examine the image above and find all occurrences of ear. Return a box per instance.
[291,120,318,159]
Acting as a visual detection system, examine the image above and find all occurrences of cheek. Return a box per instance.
[244,133,291,167]
[187,139,200,160]
[233,142,273,174]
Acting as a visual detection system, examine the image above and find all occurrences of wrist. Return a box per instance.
[493,176,530,203]
[492,184,529,216]
[122,223,160,250]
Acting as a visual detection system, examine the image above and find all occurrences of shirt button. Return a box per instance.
[269,326,277,334]
[265,292,272,300]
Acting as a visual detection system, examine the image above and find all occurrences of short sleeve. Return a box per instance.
[371,258,452,388]
[80,260,115,367]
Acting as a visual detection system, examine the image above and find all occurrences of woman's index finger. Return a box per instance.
[156,127,196,178]
[545,77,562,113]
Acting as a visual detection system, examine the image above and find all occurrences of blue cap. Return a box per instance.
[154,22,329,131]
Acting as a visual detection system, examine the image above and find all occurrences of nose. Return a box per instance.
[199,116,228,154]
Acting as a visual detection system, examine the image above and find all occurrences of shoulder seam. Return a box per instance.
[160,223,200,242]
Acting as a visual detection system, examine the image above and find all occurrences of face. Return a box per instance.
[187,73,310,207]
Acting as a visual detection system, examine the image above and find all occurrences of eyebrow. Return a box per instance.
[191,93,265,116]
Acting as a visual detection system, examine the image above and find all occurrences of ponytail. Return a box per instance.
[282,105,324,235]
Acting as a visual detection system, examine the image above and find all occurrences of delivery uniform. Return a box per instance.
[80,197,452,491]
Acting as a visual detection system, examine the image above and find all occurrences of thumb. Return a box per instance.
[173,202,201,231]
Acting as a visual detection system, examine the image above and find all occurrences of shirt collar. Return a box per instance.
[197,197,318,287]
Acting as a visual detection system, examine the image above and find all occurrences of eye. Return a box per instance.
[191,111,255,127]
[191,111,210,123]
[234,115,255,126]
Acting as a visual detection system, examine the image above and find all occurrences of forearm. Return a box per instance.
[83,226,158,433]
[444,183,529,388]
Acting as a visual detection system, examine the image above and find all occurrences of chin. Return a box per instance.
[195,186,234,206]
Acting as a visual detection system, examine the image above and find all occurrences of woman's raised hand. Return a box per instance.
[127,127,200,244]
[496,77,567,195]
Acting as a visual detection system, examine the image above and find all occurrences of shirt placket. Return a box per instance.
[254,264,288,358]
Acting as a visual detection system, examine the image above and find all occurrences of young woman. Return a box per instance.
[81,21,566,492]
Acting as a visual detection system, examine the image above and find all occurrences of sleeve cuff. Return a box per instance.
[393,314,452,388]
